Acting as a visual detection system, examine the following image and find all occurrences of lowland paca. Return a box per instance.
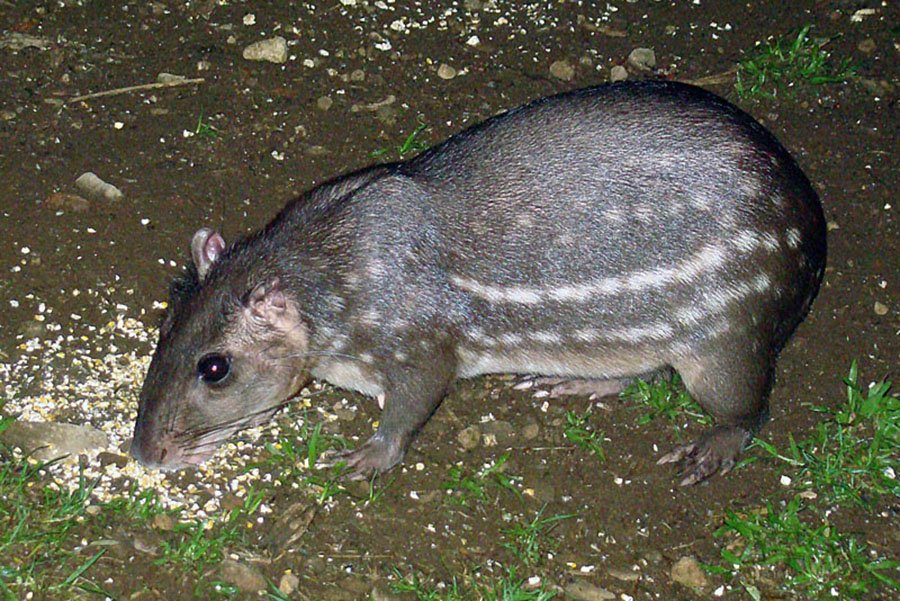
[130,80,826,485]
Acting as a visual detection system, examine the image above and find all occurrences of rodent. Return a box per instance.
[130,80,826,485]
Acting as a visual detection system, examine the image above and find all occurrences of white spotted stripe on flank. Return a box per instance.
[512,273,774,347]
[450,231,780,305]
[674,273,772,326]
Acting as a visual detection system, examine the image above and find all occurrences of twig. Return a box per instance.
[67,77,205,103]
[681,66,738,87]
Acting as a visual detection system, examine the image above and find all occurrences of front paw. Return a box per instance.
[319,435,405,480]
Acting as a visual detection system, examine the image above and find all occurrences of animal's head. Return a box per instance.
[130,228,310,469]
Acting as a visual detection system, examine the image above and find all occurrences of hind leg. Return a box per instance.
[660,349,773,485]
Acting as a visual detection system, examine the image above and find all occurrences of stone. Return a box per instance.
[75,172,124,202]
[563,578,615,600]
[0,421,108,461]
[437,63,457,79]
[218,559,267,593]
[550,59,575,81]
[243,36,288,64]
[481,420,514,445]
[98,451,128,468]
[607,566,639,581]
[627,47,656,71]
[670,555,708,589]
[278,572,299,595]
[0,32,51,51]
[610,65,628,82]
[45,192,90,212]
[457,425,481,450]
[151,513,176,531]
[857,38,876,54]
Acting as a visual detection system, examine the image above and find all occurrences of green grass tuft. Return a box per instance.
[562,411,605,460]
[621,374,710,426]
[371,122,430,159]
[753,361,898,507]
[712,496,898,598]
[713,363,899,598]
[392,508,565,600]
[193,109,222,140]
[501,509,574,568]
[735,25,855,99]
[441,453,521,506]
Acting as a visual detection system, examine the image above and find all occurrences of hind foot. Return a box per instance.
[518,377,631,399]
[657,425,753,486]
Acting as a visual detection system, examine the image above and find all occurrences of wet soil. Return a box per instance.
[0,1,897,600]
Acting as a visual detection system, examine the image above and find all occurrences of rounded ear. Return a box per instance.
[190,228,226,281]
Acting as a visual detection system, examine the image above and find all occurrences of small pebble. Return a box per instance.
[550,59,575,81]
[437,63,457,80]
[857,38,876,54]
[243,36,288,64]
[610,65,628,82]
[670,556,708,589]
[627,47,656,70]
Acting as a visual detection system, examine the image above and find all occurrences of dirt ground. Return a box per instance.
[0,1,897,600]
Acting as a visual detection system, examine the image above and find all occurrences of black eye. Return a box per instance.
[198,353,231,384]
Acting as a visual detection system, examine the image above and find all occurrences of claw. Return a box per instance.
[658,426,750,486]
[656,443,698,465]
[317,436,404,480]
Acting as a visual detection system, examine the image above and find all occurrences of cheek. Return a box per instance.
[229,355,300,407]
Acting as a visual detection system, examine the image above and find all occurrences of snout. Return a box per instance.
[130,423,211,471]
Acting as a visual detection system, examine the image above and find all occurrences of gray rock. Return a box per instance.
[1,421,108,461]
[550,59,576,81]
[610,65,628,82]
[481,420,514,445]
[305,145,329,156]
[218,559,267,593]
[438,63,457,80]
[317,96,333,111]
[457,425,481,450]
[857,38,876,54]
[0,33,51,51]
[375,105,397,126]
[627,47,656,71]
[156,72,188,84]
[152,513,176,531]
[278,572,299,596]
[607,566,639,582]
[521,421,540,440]
[45,192,90,213]
[75,172,124,203]
[563,579,615,600]
[670,555,708,589]
[243,36,288,64]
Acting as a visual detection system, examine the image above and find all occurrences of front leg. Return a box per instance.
[324,346,456,480]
